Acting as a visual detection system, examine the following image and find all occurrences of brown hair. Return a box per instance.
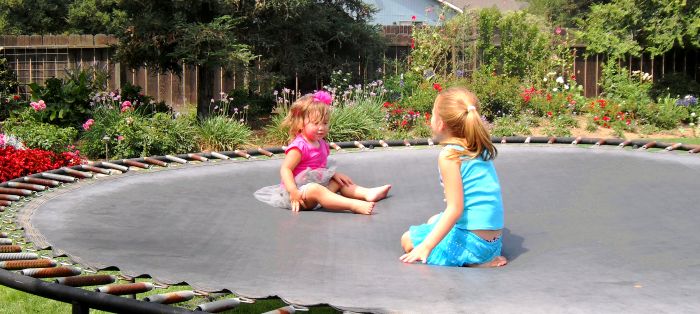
[434,87,496,160]
[281,94,331,140]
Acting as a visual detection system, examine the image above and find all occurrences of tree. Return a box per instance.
[0,0,69,34]
[114,0,254,118]
[66,0,126,34]
[578,0,700,58]
[525,0,612,27]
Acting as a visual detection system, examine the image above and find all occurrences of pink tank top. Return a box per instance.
[285,135,330,177]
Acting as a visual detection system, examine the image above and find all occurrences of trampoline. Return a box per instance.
[7,139,700,313]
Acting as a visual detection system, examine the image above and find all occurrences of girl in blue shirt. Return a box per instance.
[400,87,507,267]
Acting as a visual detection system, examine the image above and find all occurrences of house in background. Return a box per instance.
[366,0,528,25]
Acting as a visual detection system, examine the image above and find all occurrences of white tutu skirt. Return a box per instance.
[254,161,336,209]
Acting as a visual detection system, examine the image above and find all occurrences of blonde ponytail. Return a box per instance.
[434,87,496,161]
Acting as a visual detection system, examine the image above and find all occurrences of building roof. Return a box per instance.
[444,0,528,12]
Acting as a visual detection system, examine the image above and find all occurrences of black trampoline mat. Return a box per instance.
[26,146,700,313]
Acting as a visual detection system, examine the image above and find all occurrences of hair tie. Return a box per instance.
[467,105,477,112]
[312,91,333,105]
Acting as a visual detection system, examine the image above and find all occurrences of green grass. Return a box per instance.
[0,278,337,313]
[643,137,700,145]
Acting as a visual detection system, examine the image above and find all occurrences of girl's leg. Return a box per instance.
[327,180,391,202]
[401,231,414,253]
[303,183,375,214]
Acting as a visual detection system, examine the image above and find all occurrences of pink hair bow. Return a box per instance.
[313,91,333,105]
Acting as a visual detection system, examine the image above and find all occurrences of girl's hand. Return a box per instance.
[332,172,353,186]
[399,244,432,264]
[289,189,305,212]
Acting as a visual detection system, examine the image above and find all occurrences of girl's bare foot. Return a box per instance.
[351,201,375,215]
[469,256,508,268]
[365,185,392,202]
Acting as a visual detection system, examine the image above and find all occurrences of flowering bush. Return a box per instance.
[0,146,82,183]
[2,108,78,152]
[0,133,24,150]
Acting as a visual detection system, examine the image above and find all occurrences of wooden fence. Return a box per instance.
[2,32,698,111]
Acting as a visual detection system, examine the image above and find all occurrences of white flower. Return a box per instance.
[564,84,569,90]
[552,88,559,92]
[556,76,564,84]
[543,77,548,82]
[691,112,696,117]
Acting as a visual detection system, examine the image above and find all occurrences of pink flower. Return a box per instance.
[555,27,562,35]
[411,15,416,21]
[30,100,46,111]
[121,100,132,108]
[312,91,333,105]
[117,135,124,141]
[82,119,94,131]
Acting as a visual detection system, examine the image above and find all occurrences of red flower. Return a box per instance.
[547,111,553,117]
[410,38,415,49]
[626,119,631,125]
[603,116,610,122]
[594,116,599,121]
[433,83,442,92]
[12,95,20,101]
[411,15,416,21]
[570,75,576,81]
[401,120,408,127]
[522,94,531,103]
[603,123,609,128]
[425,112,431,122]
[383,102,392,108]
[546,94,552,102]
[597,99,607,109]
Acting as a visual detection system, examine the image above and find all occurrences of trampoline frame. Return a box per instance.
[1,136,699,313]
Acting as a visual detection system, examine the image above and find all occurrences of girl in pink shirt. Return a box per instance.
[255,91,391,214]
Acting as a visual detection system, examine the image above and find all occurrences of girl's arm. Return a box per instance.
[400,151,464,263]
[281,148,304,212]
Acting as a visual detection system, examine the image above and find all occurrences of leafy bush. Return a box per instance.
[0,57,19,96]
[650,72,700,100]
[327,99,383,142]
[599,61,653,111]
[636,95,688,130]
[2,115,77,152]
[29,67,107,127]
[469,69,521,120]
[197,116,252,151]
[80,109,197,159]
[491,116,532,137]
[543,117,572,137]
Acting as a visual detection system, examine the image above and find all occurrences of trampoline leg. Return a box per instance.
[72,301,89,314]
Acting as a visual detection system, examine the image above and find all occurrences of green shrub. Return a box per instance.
[2,114,77,152]
[636,95,688,130]
[197,116,252,151]
[263,105,291,146]
[327,99,383,142]
[543,117,572,137]
[468,69,521,120]
[600,61,653,110]
[80,109,197,159]
[491,116,532,137]
[29,67,107,128]
[650,72,700,100]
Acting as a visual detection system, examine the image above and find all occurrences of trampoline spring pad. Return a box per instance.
[21,266,81,278]
[56,274,117,287]
[0,259,56,270]
[97,282,154,295]
[143,290,195,304]
[0,245,21,253]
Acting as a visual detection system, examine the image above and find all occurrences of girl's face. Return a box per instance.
[430,105,445,139]
[302,114,329,142]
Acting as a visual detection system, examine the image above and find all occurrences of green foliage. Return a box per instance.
[196,115,252,152]
[468,69,521,120]
[0,0,69,34]
[66,0,126,34]
[525,0,611,27]
[28,67,107,127]
[80,109,197,159]
[599,61,653,109]
[401,81,440,114]
[650,72,700,99]
[2,111,77,152]
[327,99,383,142]
[496,12,551,79]
[636,95,688,130]
[0,57,19,96]
[491,116,532,137]
[578,0,700,58]
[543,117,573,137]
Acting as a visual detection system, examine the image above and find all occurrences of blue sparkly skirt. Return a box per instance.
[409,213,502,266]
